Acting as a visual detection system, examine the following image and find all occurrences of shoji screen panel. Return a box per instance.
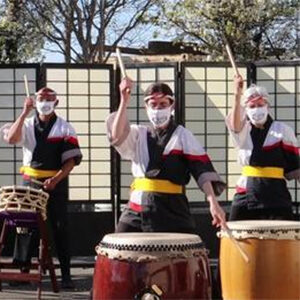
[183,63,247,202]
[119,64,177,204]
[0,66,38,187]
[256,63,299,203]
[45,65,112,202]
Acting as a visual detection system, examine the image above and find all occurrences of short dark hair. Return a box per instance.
[144,82,174,98]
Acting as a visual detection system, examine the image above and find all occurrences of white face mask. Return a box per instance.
[146,106,172,128]
[246,105,268,125]
[36,101,56,115]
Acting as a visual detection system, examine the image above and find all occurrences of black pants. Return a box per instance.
[116,200,196,234]
[229,205,294,221]
[13,181,71,280]
[115,221,143,233]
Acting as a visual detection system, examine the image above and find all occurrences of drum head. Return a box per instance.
[97,233,205,261]
[226,220,300,230]
[102,232,202,246]
[219,220,300,240]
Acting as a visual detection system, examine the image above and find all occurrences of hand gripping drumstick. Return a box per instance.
[224,224,250,263]
[116,47,131,94]
[225,43,239,76]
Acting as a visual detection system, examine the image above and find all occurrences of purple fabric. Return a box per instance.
[0,211,40,228]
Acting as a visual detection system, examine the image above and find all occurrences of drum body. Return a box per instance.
[93,233,211,299]
[0,185,49,220]
[219,220,300,300]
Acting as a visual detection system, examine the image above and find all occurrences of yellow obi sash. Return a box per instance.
[242,166,284,179]
[131,178,183,194]
[20,166,58,178]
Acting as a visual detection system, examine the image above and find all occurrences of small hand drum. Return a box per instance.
[0,185,49,220]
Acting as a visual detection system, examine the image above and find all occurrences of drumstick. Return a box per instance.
[24,74,30,97]
[116,47,131,94]
[30,178,44,186]
[22,174,44,186]
[223,225,250,263]
[225,43,239,76]
[116,47,127,79]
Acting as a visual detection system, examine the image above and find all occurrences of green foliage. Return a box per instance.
[149,0,299,61]
[0,1,45,63]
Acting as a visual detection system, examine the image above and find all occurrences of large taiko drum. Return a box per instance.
[219,220,300,300]
[93,232,212,299]
[0,185,49,220]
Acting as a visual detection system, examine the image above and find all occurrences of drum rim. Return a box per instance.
[99,241,205,252]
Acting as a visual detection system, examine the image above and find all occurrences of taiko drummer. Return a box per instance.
[226,75,300,221]
[0,87,82,288]
[107,78,226,233]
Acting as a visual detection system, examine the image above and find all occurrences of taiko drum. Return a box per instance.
[219,220,300,300]
[93,232,212,299]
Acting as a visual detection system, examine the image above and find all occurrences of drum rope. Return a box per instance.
[0,186,49,220]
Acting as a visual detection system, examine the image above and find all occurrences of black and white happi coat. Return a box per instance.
[226,110,300,210]
[107,113,226,232]
[1,113,82,191]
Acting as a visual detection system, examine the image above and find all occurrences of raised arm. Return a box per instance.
[230,75,244,132]
[111,78,133,142]
[5,97,34,144]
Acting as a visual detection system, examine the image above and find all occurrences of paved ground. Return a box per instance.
[0,268,93,299]
[0,258,94,300]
